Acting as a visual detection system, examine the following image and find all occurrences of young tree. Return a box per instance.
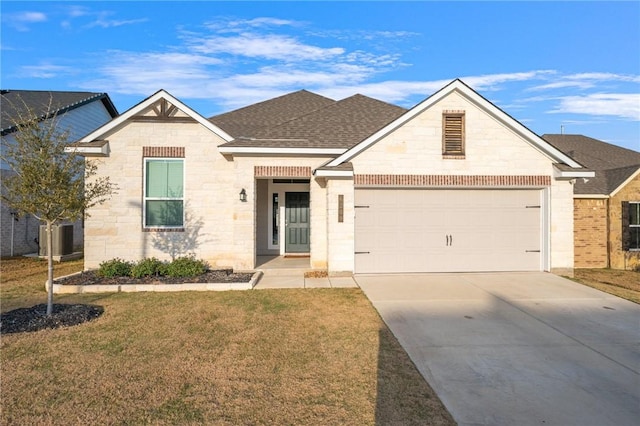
[1,97,115,315]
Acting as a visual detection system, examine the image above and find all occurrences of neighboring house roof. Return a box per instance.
[542,134,640,195]
[326,79,589,177]
[1,90,118,136]
[213,91,407,151]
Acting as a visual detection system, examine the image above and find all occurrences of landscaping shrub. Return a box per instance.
[97,258,132,277]
[96,256,209,279]
[130,258,167,278]
[165,256,208,278]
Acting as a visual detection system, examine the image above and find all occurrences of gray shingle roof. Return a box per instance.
[1,90,118,135]
[209,90,335,139]
[542,134,640,194]
[212,90,407,150]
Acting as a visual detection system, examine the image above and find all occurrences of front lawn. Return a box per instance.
[0,257,454,425]
[573,268,640,304]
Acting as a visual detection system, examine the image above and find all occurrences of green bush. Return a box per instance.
[97,258,133,277]
[130,257,167,278]
[165,256,208,278]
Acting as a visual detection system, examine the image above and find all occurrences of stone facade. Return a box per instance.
[350,90,575,273]
[81,87,581,274]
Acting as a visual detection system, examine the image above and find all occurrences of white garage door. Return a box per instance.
[355,189,542,273]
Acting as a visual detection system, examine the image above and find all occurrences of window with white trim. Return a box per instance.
[623,201,640,251]
[144,159,184,228]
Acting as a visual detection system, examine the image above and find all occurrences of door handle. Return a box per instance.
[450,235,453,246]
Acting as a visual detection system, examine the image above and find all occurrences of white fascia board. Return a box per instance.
[64,143,109,156]
[78,90,233,143]
[553,168,595,180]
[328,79,583,169]
[218,146,346,155]
[313,169,354,177]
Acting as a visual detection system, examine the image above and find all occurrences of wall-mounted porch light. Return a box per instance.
[239,188,247,202]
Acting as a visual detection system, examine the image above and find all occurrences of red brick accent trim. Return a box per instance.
[254,166,312,178]
[355,175,551,187]
[143,146,185,158]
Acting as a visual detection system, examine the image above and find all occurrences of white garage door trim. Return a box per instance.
[355,188,547,274]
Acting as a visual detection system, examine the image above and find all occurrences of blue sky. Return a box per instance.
[2,1,639,150]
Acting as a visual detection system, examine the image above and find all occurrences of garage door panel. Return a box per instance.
[355,189,542,273]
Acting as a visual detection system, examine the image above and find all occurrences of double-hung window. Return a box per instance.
[623,201,640,251]
[144,159,184,228]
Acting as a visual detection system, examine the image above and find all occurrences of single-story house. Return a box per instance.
[543,134,640,270]
[1,90,118,257]
[73,79,593,275]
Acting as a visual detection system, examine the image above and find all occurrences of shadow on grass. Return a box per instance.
[0,303,104,335]
[375,327,455,425]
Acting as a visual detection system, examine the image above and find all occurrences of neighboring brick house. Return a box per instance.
[543,134,640,270]
[1,90,118,257]
[73,79,592,275]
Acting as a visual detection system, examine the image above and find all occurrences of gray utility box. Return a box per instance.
[39,224,74,256]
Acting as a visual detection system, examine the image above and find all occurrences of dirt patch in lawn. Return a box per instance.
[573,269,640,304]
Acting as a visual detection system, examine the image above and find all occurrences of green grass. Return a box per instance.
[1,257,454,425]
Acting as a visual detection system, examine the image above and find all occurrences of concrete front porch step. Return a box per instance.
[258,268,317,277]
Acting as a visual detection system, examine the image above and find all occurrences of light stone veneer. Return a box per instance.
[84,90,576,274]
[84,118,333,271]
[349,90,575,273]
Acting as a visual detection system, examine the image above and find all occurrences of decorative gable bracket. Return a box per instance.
[130,98,197,123]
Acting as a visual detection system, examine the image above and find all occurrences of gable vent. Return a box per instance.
[443,112,465,155]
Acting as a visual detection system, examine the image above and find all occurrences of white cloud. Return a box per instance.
[462,71,557,91]
[186,33,344,62]
[550,93,640,120]
[21,63,74,79]
[61,16,638,125]
[529,72,640,91]
[82,51,223,96]
[206,17,300,33]
[57,7,147,30]
[5,11,47,31]
[85,11,148,29]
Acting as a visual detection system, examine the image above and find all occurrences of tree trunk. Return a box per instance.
[46,220,54,315]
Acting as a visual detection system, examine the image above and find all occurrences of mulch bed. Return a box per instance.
[1,304,104,335]
[56,269,255,286]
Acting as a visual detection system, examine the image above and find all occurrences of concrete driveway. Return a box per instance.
[356,272,640,426]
